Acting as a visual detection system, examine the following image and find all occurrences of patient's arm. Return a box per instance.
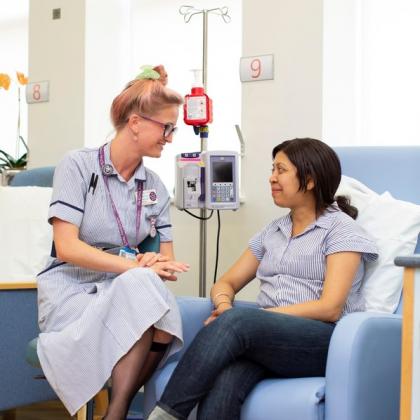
[205,249,259,324]
[266,251,362,322]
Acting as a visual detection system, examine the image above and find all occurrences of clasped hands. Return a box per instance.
[136,252,190,281]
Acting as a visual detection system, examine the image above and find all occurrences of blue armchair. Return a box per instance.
[1,165,161,419]
[0,167,57,414]
[8,166,55,187]
[144,147,420,420]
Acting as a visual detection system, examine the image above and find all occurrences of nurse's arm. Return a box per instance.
[265,251,362,322]
[159,241,175,260]
[52,218,138,274]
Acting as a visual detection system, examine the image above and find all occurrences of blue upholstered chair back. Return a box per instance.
[335,146,420,315]
[9,167,55,187]
[335,146,420,205]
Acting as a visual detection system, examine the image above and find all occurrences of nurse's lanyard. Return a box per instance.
[99,145,143,255]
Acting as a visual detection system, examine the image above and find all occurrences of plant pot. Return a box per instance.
[1,167,27,186]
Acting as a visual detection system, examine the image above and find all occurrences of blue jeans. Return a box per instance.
[158,307,335,420]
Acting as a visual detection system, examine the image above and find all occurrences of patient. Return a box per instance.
[148,138,379,420]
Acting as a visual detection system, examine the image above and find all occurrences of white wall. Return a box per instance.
[127,0,242,298]
[227,0,323,300]
[0,7,28,158]
[84,0,131,148]
[131,0,242,194]
[28,0,85,167]
[323,0,361,146]
[170,0,323,300]
[323,0,420,146]
[25,0,324,300]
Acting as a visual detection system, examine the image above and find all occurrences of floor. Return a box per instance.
[0,400,144,420]
[0,401,71,420]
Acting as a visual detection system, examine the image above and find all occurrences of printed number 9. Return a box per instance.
[250,59,261,78]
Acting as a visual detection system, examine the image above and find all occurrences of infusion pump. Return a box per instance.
[175,151,239,211]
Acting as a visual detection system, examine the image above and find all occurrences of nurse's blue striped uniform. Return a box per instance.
[36,142,183,415]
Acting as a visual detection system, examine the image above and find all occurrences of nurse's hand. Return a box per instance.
[136,252,169,267]
[204,302,233,326]
[149,260,190,281]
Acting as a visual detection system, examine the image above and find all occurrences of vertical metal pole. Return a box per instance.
[202,11,208,91]
[199,10,209,298]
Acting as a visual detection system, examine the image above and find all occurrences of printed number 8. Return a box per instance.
[250,59,261,78]
[33,84,41,101]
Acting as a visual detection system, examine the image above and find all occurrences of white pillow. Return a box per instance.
[337,176,420,313]
[0,186,53,282]
[358,191,420,313]
[336,175,379,213]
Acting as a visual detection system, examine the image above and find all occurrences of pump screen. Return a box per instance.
[212,161,233,183]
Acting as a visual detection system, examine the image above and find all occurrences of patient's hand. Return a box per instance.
[204,302,233,325]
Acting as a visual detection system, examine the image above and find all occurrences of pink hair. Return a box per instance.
[110,67,183,130]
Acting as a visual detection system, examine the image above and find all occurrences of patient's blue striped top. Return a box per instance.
[248,203,378,317]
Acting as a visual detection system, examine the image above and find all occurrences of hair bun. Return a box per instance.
[153,65,168,86]
[135,65,168,86]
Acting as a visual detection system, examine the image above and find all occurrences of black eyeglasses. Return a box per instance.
[137,114,178,139]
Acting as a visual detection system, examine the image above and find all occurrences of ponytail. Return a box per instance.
[335,195,358,219]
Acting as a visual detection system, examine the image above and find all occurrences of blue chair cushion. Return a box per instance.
[26,337,41,369]
[147,361,325,420]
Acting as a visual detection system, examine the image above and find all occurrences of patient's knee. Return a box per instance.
[217,306,254,326]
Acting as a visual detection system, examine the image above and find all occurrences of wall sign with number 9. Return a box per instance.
[240,55,273,83]
[250,59,261,78]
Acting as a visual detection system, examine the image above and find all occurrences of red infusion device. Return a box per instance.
[184,86,213,126]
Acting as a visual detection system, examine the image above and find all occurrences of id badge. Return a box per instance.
[119,246,138,261]
[143,189,158,206]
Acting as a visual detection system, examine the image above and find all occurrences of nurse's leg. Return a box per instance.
[136,329,173,387]
[105,327,154,420]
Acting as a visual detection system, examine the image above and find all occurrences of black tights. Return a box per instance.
[104,328,171,420]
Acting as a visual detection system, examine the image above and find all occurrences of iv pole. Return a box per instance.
[179,6,231,297]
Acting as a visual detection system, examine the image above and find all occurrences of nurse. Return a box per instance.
[36,65,189,419]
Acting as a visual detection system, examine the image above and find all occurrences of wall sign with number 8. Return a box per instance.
[26,81,50,104]
[240,55,274,83]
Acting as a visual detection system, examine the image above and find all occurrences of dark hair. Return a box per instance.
[272,138,358,219]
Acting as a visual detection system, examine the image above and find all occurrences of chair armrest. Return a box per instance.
[173,297,213,361]
[395,255,420,268]
[0,281,37,290]
[171,297,258,362]
[325,311,401,420]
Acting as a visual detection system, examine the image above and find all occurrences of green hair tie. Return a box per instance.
[136,65,160,80]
